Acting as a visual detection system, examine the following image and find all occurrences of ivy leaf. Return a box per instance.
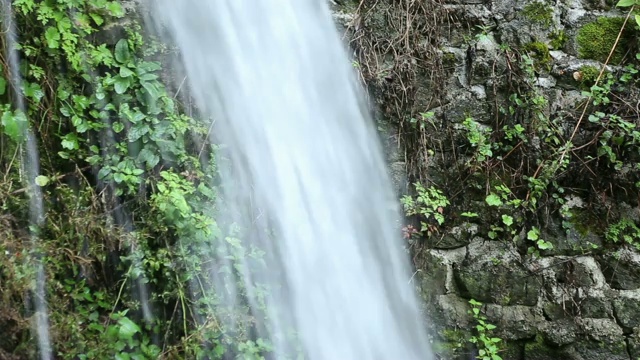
[636,14,640,28]
[138,73,158,82]
[137,148,160,168]
[527,228,539,241]
[128,124,150,142]
[45,27,61,49]
[113,172,124,183]
[141,81,162,101]
[119,66,134,78]
[485,194,503,207]
[89,13,104,26]
[61,133,79,150]
[107,1,125,17]
[35,175,50,187]
[0,76,6,95]
[501,214,513,226]
[537,240,553,250]
[114,76,131,94]
[112,122,124,133]
[1,110,27,142]
[57,87,71,100]
[114,39,130,64]
[137,61,162,74]
[616,0,636,6]
[23,82,44,102]
[98,167,111,179]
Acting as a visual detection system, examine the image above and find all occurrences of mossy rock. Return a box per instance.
[612,295,640,330]
[454,262,541,306]
[629,333,640,359]
[431,329,474,360]
[598,248,640,290]
[523,41,552,71]
[567,339,629,360]
[524,335,565,360]
[575,65,602,88]
[522,1,554,27]
[577,17,635,64]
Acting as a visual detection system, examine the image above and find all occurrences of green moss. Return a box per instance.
[524,334,564,358]
[522,2,554,27]
[577,65,601,88]
[549,29,567,50]
[442,51,457,67]
[577,17,633,64]
[523,41,552,71]
[432,329,469,358]
[569,208,604,237]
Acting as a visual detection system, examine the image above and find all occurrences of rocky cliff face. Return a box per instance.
[335,0,640,359]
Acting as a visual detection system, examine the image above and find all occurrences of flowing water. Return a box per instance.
[1,2,52,359]
[151,1,434,359]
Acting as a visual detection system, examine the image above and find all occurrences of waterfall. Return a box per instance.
[149,1,434,359]
[1,2,51,359]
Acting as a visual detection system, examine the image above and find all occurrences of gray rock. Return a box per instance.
[431,223,478,249]
[628,330,640,359]
[524,337,567,360]
[484,304,542,340]
[612,290,640,330]
[540,319,579,346]
[599,247,640,290]
[454,239,542,305]
[429,294,474,330]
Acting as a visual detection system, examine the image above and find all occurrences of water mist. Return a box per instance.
[151,1,433,359]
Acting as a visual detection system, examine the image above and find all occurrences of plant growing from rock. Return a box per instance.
[468,299,503,360]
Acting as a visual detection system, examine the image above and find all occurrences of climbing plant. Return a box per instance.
[0,1,274,358]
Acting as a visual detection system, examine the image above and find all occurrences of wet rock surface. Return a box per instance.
[335,0,640,357]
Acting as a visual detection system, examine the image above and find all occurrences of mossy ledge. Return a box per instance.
[576,16,634,64]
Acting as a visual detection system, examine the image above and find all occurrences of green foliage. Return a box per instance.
[0,0,275,358]
[401,182,449,237]
[463,116,494,164]
[576,17,633,63]
[1,107,28,142]
[521,2,554,27]
[468,299,503,360]
[605,218,640,250]
[615,0,640,28]
[526,226,553,256]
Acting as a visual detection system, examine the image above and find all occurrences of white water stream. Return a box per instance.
[1,2,52,359]
[151,1,434,359]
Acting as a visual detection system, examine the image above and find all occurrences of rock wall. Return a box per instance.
[334,0,640,359]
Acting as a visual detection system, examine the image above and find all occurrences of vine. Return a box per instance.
[1,1,271,358]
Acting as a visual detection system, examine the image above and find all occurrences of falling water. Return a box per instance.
[1,2,52,359]
[151,1,433,359]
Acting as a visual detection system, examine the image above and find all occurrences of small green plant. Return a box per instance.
[605,218,640,250]
[527,227,553,256]
[468,299,503,360]
[463,116,494,163]
[615,0,640,27]
[401,182,450,236]
[408,111,437,130]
